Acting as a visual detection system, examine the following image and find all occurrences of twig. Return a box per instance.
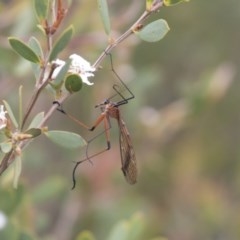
[0,94,69,175]
[0,0,164,176]
[93,0,163,68]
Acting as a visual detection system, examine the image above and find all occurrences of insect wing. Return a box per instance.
[119,119,137,184]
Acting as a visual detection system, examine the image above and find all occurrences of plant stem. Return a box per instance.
[93,0,163,69]
[0,93,69,175]
[21,62,55,130]
[0,0,164,176]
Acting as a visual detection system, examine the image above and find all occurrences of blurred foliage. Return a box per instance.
[1,0,240,239]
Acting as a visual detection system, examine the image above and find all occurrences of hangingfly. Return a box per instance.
[94,99,137,185]
[66,96,137,189]
[56,53,137,189]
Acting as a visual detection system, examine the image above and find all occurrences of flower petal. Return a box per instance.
[80,74,94,85]
[69,54,96,73]
[50,54,95,86]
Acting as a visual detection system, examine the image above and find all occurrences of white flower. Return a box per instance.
[69,54,96,85]
[52,54,96,85]
[0,105,7,130]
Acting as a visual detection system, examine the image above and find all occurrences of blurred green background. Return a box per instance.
[1,0,240,239]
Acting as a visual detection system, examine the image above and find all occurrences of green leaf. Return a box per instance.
[163,0,190,6]
[33,0,49,20]
[128,212,145,240]
[28,37,43,59]
[107,221,129,240]
[28,37,43,80]
[49,25,74,61]
[54,58,72,85]
[65,74,83,93]
[135,19,170,42]
[3,100,18,128]
[8,37,41,63]
[24,128,42,138]
[146,0,154,11]
[0,142,13,153]
[75,231,96,240]
[44,130,87,149]
[28,112,44,129]
[97,0,111,35]
[13,155,22,189]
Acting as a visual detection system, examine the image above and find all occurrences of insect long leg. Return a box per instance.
[71,113,112,189]
[107,53,135,104]
[107,56,137,183]
[54,101,114,189]
[53,101,90,130]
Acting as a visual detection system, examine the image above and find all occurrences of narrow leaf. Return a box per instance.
[28,112,44,129]
[8,37,41,63]
[45,130,86,149]
[135,19,170,42]
[49,25,74,61]
[97,0,111,35]
[3,100,18,128]
[33,0,49,20]
[164,0,190,6]
[13,155,22,189]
